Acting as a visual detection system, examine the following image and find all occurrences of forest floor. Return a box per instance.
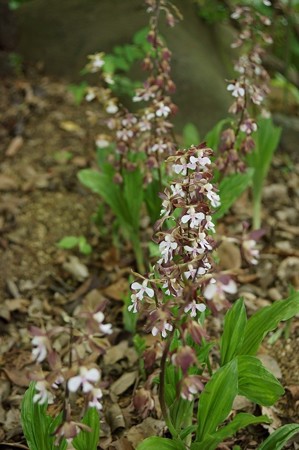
[0,72,299,449]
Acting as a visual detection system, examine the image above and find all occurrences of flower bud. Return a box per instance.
[113,172,123,184]
[172,346,197,374]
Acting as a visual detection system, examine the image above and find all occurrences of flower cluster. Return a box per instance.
[129,144,239,401]
[85,0,181,184]
[217,2,272,173]
[128,143,263,408]
[129,144,239,320]
[29,300,112,443]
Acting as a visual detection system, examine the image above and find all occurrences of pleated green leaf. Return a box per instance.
[183,122,200,148]
[240,292,299,355]
[214,169,253,220]
[137,437,185,450]
[238,356,284,406]
[258,424,299,450]
[192,413,270,450]
[21,382,66,450]
[78,169,134,230]
[246,118,281,211]
[123,167,143,231]
[73,408,100,450]
[220,298,247,365]
[196,359,238,441]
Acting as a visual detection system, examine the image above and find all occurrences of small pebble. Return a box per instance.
[268,288,281,301]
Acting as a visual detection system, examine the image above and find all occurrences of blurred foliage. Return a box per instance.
[9,0,31,9]
[195,0,299,76]
[101,27,153,97]
[195,0,228,22]
[67,82,88,105]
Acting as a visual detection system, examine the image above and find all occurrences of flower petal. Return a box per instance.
[68,375,82,393]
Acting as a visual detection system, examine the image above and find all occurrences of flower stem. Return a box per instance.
[159,332,183,442]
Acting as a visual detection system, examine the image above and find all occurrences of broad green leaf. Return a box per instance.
[258,423,299,450]
[110,55,130,72]
[169,396,193,432]
[137,437,185,450]
[240,292,299,355]
[193,413,270,450]
[205,118,231,150]
[165,364,179,408]
[123,168,143,231]
[238,356,284,406]
[220,298,247,365]
[247,118,281,197]
[144,178,163,224]
[78,238,92,255]
[67,82,88,105]
[133,26,152,52]
[21,382,66,450]
[196,359,238,441]
[123,44,143,63]
[180,425,197,440]
[246,118,281,228]
[57,236,79,249]
[214,170,253,220]
[133,27,150,45]
[73,408,100,450]
[48,413,66,449]
[183,123,200,147]
[78,169,133,233]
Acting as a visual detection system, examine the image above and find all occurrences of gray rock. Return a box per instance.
[15,0,232,133]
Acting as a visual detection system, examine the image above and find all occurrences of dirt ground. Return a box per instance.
[0,71,298,449]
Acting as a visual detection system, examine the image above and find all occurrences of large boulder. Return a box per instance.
[15,0,233,133]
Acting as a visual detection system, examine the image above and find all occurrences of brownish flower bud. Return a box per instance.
[219,128,235,153]
[142,57,153,71]
[240,136,255,154]
[162,48,171,61]
[144,347,158,371]
[186,320,208,345]
[166,79,176,94]
[113,172,123,184]
[172,346,197,374]
[147,30,156,45]
[181,375,204,401]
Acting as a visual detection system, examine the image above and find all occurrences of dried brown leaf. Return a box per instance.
[0,175,19,191]
[3,408,20,432]
[5,136,24,157]
[109,438,134,450]
[2,368,29,387]
[106,403,126,432]
[287,385,299,400]
[103,279,128,301]
[110,371,138,396]
[261,406,281,433]
[62,256,89,281]
[126,418,165,448]
[59,120,85,137]
[104,341,129,366]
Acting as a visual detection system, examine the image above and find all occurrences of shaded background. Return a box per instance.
[1,0,236,133]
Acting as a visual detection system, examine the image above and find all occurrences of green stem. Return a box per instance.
[131,233,145,273]
[159,333,184,443]
[252,189,262,230]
